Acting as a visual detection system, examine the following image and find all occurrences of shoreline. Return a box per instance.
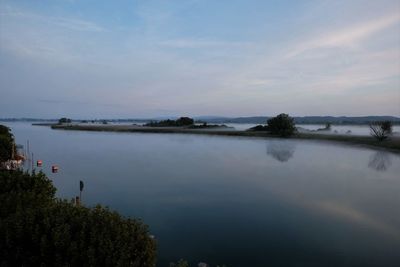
[49,124,400,153]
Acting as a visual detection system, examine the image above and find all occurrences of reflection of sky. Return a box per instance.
[314,201,400,241]
[5,122,400,266]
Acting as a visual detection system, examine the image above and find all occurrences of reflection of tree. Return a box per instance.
[266,140,296,162]
[368,151,392,172]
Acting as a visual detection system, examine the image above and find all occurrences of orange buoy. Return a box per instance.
[52,165,59,173]
[37,160,43,167]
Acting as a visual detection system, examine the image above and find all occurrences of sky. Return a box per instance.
[0,0,399,119]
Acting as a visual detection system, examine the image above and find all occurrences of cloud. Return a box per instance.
[286,13,400,58]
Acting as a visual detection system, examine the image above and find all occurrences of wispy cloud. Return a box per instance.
[1,8,105,32]
[158,39,251,49]
[50,17,105,32]
[286,13,400,58]
[38,99,90,105]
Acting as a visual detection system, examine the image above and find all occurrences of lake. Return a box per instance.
[4,122,400,267]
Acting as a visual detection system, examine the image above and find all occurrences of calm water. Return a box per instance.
[4,122,400,267]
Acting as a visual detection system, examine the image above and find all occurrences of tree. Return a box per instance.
[370,121,392,141]
[175,117,194,126]
[266,113,296,137]
[0,170,157,267]
[58,118,71,124]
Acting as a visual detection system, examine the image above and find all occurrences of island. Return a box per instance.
[48,115,400,153]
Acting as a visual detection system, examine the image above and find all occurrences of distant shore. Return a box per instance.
[48,124,400,153]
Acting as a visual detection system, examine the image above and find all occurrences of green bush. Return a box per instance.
[0,170,156,267]
[266,113,296,137]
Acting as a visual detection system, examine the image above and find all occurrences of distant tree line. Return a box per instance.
[145,117,194,127]
[0,170,156,267]
[58,118,72,124]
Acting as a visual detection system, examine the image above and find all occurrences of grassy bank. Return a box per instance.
[50,124,400,153]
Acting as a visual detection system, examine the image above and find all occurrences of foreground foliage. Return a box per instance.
[0,125,16,162]
[0,170,156,267]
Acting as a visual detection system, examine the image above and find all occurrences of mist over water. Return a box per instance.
[5,122,400,267]
[225,123,400,135]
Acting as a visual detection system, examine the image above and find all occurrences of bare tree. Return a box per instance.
[369,121,392,141]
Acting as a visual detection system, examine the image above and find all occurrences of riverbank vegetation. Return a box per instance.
[0,169,156,266]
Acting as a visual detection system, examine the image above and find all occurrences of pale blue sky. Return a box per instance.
[1,0,399,118]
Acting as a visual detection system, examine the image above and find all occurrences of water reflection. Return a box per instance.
[368,151,392,172]
[266,140,296,162]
